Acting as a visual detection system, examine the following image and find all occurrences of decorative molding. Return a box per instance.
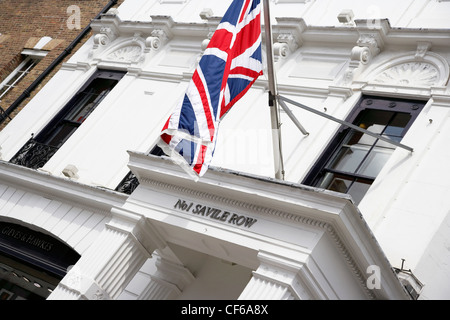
[57,267,111,300]
[93,27,117,49]
[89,14,175,65]
[341,27,385,85]
[0,161,125,216]
[239,251,314,300]
[274,34,298,61]
[356,33,382,57]
[273,17,307,50]
[341,46,372,85]
[106,45,143,63]
[352,46,372,66]
[372,62,439,87]
[146,29,168,52]
[358,51,449,97]
[415,41,432,60]
[137,177,375,298]
[139,255,195,300]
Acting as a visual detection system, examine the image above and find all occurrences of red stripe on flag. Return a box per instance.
[239,0,251,23]
[219,78,259,118]
[161,117,173,144]
[193,144,208,174]
[230,66,262,79]
[232,15,261,56]
[192,71,216,142]
[161,133,172,145]
[207,29,233,52]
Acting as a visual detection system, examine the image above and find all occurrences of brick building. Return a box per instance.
[0,0,123,130]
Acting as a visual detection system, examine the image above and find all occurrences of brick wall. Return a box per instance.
[0,0,124,130]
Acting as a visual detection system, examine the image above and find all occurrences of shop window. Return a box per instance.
[0,221,81,300]
[302,96,425,205]
[9,70,126,169]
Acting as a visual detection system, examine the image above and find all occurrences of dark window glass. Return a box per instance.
[36,71,124,148]
[9,70,125,169]
[115,145,165,195]
[303,96,425,205]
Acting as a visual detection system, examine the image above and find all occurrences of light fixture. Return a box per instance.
[337,9,354,24]
[199,8,213,20]
[62,164,79,179]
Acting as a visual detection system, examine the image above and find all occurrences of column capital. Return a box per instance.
[139,254,195,300]
[239,250,319,300]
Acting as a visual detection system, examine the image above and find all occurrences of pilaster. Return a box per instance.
[138,255,195,300]
[238,251,316,300]
[48,210,161,300]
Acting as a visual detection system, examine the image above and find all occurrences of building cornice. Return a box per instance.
[124,151,410,300]
[0,161,127,214]
[90,14,450,51]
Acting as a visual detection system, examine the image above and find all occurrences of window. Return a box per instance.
[37,70,125,148]
[302,96,425,205]
[10,70,125,169]
[0,56,40,101]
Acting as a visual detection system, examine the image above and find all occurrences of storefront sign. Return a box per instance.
[0,221,80,277]
[1,225,54,252]
[174,199,258,229]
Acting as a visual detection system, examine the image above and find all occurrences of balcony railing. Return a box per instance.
[10,137,143,195]
[9,138,59,169]
[115,171,139,195]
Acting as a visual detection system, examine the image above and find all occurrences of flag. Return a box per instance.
[157,0,263,180]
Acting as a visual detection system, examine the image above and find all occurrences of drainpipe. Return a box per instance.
[0,0,118,126]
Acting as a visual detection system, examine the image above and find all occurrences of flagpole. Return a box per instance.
[262,0,285,180]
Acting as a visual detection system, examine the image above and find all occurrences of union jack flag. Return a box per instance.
[157,0,263,180]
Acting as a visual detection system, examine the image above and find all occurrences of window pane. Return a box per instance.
[383,113,411,143]
[330,144,370,173]
[303,96,424,206]
[44,122,79,147]
[5,59,36,87]
[355,110,391,146]
[347,180,372,205]
[0,58,38,98]
[356,143,394,176]
[65,78,117,123]
[318,172,351,193]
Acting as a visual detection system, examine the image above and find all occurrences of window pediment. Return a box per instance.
[372,61,440,87]
[367,52,449,88]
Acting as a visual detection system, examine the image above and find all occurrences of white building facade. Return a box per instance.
[0,0,449,300]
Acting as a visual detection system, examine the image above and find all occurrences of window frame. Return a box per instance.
[302,95,426,203]
[0,56,41,101]
[34,69,125,147]
[9,69,126,169]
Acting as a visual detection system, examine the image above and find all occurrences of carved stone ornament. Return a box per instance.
[372,62,439,87]
[351,46,372,65]
[145,29,168,52]
[106,45,143,63]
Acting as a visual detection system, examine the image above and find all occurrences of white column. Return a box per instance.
[48,210,163,300]
[138,254,195,300]
[238,251,315,300]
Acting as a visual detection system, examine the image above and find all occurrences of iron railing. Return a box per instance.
[115,171,139,195]
[9,138,59,169]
